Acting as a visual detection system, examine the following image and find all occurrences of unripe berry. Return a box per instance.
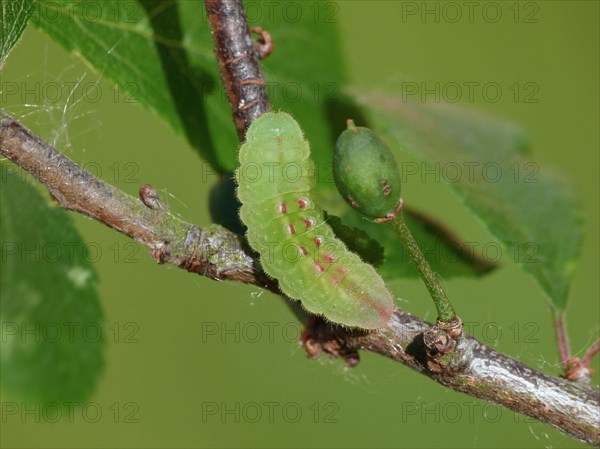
[334,120,402,219]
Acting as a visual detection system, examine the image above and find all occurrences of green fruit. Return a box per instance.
[334,120,402,219]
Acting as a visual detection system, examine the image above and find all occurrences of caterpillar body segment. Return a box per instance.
[236,112,393,329]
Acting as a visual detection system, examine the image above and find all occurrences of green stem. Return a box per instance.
[388,210,456,322]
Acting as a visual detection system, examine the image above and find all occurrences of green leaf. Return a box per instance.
[356,93,581,310]
[0,0,34,69]
[31,0,236,171]
[0,164,105,403]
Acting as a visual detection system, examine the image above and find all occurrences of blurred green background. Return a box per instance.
[1,1,598,448]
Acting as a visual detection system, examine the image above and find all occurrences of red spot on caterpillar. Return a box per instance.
[332,276,340,285]
[314,262,325,273]
[378,306,393,321]
[279,202,287,214]
[337,267,347,275]
[324,254,335,263]
[288,224,296,234]
[304,217,314,228]
[313,236,323,247]
[298,198,309,209]
[299,246,308,256]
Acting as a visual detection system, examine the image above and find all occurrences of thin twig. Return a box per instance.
[584,340,600,368]
[555,312,572,369]
[204,0,271,140]
[0,112,276,294]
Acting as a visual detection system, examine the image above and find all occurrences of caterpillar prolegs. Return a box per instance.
[235,112,393,329]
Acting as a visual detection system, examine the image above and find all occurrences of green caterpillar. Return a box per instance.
[235,112,393,329]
